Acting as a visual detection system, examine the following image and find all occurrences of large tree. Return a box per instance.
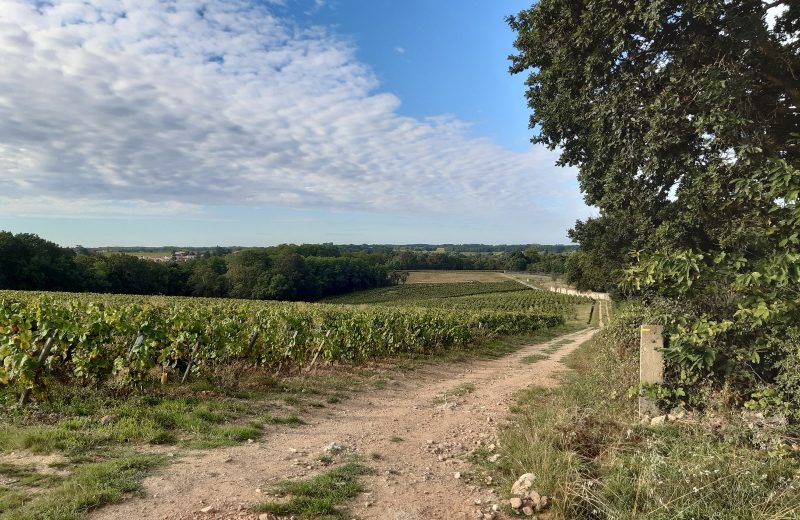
[509,1,799,408]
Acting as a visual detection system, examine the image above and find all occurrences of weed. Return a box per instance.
[521,354,548,364]
[263,414,306,427]
[255,463,374,519]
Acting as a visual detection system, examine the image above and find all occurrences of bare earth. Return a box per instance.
[405,271,508,284]
[92,328,596,520]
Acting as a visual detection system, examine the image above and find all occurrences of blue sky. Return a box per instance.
[0,0,592,247]
[291,0,535,151]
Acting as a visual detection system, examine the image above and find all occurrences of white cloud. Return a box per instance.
[0,0,582,221]
[394,45,405,54]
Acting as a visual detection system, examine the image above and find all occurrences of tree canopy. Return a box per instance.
[509,0,799,410]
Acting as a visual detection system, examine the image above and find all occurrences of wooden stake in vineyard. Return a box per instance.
[19,337,53,407]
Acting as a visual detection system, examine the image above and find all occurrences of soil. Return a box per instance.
[91,328,596,520]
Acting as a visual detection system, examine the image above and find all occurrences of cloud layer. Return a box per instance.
[0,0,581,218]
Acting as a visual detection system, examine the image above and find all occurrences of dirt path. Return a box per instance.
[500,273,543,291]
[92,328,597,520]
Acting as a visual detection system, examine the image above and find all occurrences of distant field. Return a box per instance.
[100,250,173,258]
[405,270,507,283]
[323,281,591,321]
[503,272,571,290]
[323,281,523,305]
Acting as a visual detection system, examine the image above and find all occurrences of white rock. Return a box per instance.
[537,494,550,512]
[454,472,461,479]
[199,505,215,513]
[650,415,667,426]
[511,473,536,496]
[509,497,523,509]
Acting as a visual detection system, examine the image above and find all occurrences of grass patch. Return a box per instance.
[389,436,404,443]
[263,414,306,427]
[1,454,162,520]
[255,462,374,519]
[521,353,549,364]
[316,454,334,465]
[0,390,271,456]
[0,463,63,488]
[487,304,800,519]
[446,383,476,397]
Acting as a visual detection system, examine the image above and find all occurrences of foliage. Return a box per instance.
[386,248,570,273]
[509,0,800,410]
[0,290,567,395]
[0,231,576,302]
[487,304,800,519]
[0,232,391,302]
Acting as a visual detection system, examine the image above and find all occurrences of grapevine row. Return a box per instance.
[0,291,565,393]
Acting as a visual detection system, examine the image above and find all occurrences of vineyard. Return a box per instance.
[0,286,583,396]
[324,281,589,318]
[322,281,525,304]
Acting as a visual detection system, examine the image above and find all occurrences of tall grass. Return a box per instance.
[491,303,800,519]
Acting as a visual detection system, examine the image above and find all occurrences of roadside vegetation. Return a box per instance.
[508,0,800,491]
[482,304,800,519]
[256,462,374,520]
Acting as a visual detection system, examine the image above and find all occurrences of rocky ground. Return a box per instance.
[91,328,596,520]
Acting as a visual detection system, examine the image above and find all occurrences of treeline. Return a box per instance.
[386,249,568,273]
[97,243,578,255]
[0,232,389,301]
[0,232,572,301]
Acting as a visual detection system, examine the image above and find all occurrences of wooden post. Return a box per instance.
[181,340,199,384]
[19,338,53,407]
[639,324,664,417]
[127,334,144,361]
[598,301,605,328]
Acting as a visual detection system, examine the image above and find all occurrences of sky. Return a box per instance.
[0,0,593,247]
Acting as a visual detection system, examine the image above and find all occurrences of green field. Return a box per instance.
[322,281,523,304]
[323,281,590,320]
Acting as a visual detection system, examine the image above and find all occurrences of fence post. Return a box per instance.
[639,324,664,417]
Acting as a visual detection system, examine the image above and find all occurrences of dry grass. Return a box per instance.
[503,272,571,290]
[405,270,507,283]
[486,304,800,520]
